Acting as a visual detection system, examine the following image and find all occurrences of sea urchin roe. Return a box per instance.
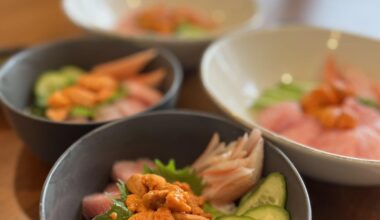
[301,82,358,129]
[109,212,117,220]
[126,174,211,220]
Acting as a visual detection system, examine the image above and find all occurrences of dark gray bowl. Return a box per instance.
[40,111,311,220]
[0,37,183,163]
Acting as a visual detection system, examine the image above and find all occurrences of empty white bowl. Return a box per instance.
[62,0,260,68]
[201,26,380,185]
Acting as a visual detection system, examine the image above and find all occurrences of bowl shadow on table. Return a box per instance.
[14,145,50,220]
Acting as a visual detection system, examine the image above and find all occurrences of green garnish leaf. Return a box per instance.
[93,180,131,220]
[30,105,46,117]
[92,201,132,220]
[106,87,127,104]
[116,179,129,202]
[357,97,379,110]
[204,203,226,220]
[144,159,204,195]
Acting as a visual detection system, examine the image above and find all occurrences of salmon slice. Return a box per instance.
[129,68,167,88]
[123,81,163,106]
[258,102,303,132]
[82,193,113,220]
[93,49,157,80]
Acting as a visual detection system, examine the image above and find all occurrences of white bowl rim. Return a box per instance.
[201,25,380,166]
[61,0,262,44]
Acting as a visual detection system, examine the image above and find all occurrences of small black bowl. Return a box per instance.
[0,37,183,163]
[40,111,311,220]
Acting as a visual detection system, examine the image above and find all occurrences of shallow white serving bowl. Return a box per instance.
[201,26,380,185]
[62,0,260,68]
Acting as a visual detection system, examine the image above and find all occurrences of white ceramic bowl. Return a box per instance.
[62,0,260,68]
[201,26,380,185]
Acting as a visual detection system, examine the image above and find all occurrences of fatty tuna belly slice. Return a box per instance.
[279,116,322,146]
[258,102,303,132]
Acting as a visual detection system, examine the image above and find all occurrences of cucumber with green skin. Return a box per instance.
[33,66,85,107]
[34,71,70,107]
[236,173,286,215]
[252,82,315,111]
[216,216,255,220]
[244,205,289,220]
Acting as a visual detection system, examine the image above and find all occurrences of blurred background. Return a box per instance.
[1,0,380,220]
[1,0,380,48]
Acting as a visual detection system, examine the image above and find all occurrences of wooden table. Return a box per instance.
[0,0,380,219]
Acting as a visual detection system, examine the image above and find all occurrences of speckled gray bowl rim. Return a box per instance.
[0,37,183,126]
[39,110,312,220]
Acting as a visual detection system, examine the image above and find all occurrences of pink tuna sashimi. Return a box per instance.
[123,81,163,106]
[344,98,380,132]
[279,116,322,146]
[104,183,120,195]
[310,129,362,158]
[82,193,113,220]
[112,159,154,182]
[115,98,148,116]
[355,127,380,160]
[258,102,303,132]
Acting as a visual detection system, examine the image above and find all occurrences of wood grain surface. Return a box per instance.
[0,0,379,220]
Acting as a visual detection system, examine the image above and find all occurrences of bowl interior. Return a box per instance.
[40,111,310,220]
[202,26,380,126]
[63,0,257,40]
[0,37,177,122]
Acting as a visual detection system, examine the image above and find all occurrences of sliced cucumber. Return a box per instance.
[236,173,286,215]
[69,106,95,118]
[244,205,289,220]
[34,66,85,107]
[176,22,208,38]
[216,215,255,220]
[60,65,85,84]
[34,71,70,107]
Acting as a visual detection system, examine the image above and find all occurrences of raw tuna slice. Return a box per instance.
[311,129,362,158]
[344,98,380,132]
[355,127,380,160]
[279,116,322,145]
[258,102,303,132]
[112,159,154,182]
[82,193,113,220]
[104,183,120,194]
